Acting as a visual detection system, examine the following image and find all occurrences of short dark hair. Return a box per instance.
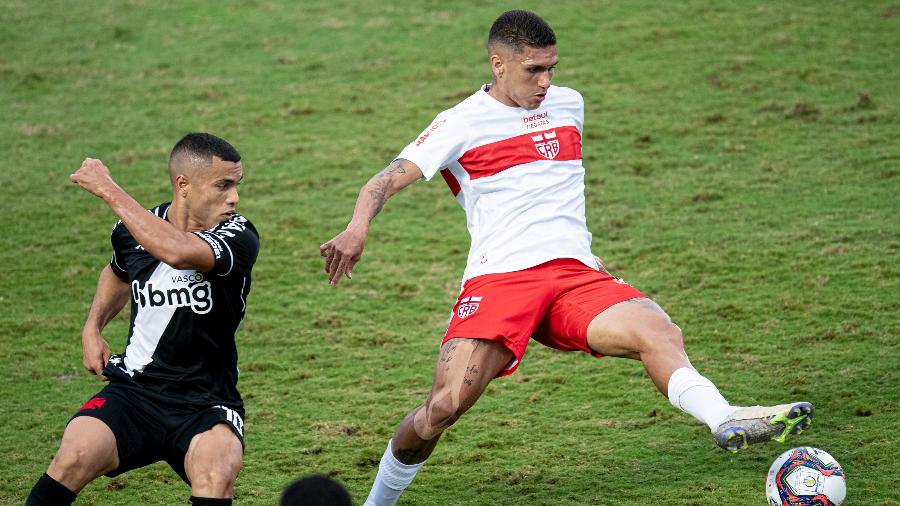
[168,132,241,184]
[488,10,556,53]
[169,132,241,166]
[280,474,353,506]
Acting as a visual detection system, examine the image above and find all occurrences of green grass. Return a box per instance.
[2,0,898,504]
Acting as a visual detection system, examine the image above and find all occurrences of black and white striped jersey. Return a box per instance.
[102,202,259,407]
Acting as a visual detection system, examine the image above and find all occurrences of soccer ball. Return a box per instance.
[766,447,846,505]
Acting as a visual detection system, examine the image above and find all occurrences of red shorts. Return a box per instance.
[442,258,648,376]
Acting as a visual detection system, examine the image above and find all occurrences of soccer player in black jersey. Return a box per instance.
[25,133,260,506]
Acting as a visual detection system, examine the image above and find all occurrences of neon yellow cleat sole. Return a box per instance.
[714,402,814,452]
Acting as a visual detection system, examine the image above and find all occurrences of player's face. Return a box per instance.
[189,156,243,228]
[493,45,558,110]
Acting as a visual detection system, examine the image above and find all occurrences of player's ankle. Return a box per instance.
[25,473,76,506]
[364,440,427,506]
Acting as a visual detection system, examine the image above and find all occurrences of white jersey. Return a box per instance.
[396,84,597,281]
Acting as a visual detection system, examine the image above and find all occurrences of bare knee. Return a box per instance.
[47,418,118,492]
[643,321,684,354]
[190,458,240,495]
[186,425,243,497]
[588,299,689,358]
[410,338,508,441]
[47,443,109,493]
[50,443,92,477]
[413,390,466,440]
[430,392,464,428]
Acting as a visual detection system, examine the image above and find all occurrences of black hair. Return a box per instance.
[169,132,241,166]
[280,474,353,506]
[488,10,556,53]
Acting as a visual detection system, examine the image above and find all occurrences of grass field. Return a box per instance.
[2,0,898,504]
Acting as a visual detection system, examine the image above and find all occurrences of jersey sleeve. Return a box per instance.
[193,216,260,277]
[395,111,469,181]
[574,90,585,133]
[108,221,129,281]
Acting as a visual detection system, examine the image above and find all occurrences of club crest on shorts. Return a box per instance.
[531,130,560,159]
[457,296,482,319]
[79,397,106,411]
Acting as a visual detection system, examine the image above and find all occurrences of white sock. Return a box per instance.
[363,439,425,506]
[667,367,737,431]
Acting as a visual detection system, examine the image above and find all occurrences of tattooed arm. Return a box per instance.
[319,158,424,285]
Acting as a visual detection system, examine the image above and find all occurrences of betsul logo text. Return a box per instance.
[132,273,213,314]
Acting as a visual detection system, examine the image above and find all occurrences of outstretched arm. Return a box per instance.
[320,158,424,286]
[82,265,131,380]
[70,158,215,271]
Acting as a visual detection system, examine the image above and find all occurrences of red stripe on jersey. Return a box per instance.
[458,126,581,180]
[440,168,461,196]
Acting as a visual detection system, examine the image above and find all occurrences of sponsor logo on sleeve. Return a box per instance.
[195,217,247,259]
[197,232,223,259]
[415,118,448,146]
[217,216,247,236]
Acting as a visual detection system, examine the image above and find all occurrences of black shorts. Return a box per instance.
[70,382,245,483]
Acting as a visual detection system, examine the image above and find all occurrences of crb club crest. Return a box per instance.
[457,296,482,319]
[531,130,560,159]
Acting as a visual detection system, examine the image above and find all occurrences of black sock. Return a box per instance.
[25,473,76,506]
[189,497,232,506]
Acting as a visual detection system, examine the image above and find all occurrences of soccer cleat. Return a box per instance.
[713,402,814,452]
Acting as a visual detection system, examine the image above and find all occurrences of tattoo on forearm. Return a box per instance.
[368,180,388,215]
[366,161,405,216]
[384,160,407,176]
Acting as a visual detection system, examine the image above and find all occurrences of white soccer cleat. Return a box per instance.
[713,402,814,452]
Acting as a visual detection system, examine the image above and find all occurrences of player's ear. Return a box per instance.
[490,53,504,80]
[174,174,190,198]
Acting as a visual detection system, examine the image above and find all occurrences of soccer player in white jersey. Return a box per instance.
[320,11,814,505]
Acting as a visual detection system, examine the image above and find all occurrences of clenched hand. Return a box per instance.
[82,331,111,381]
[70,158,117,198]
